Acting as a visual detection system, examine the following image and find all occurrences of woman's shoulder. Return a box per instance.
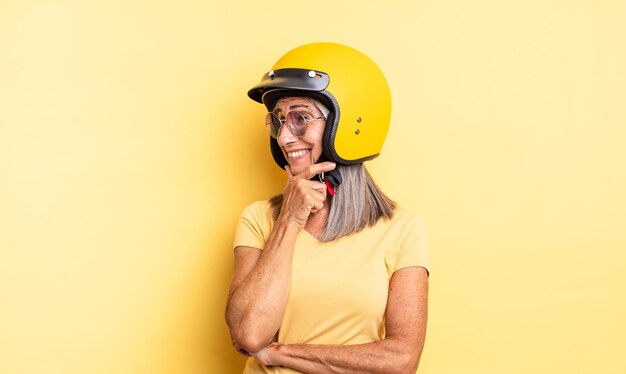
[241,199,272,213]
[238,199,275,227]
[379,206,428,241]
[389,206,426,226]
[234,199,275,248]
[384,206,430,274]
[240,198,272,214]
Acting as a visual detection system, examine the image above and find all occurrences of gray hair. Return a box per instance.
[310,99,330,119]
[269,164,396,242]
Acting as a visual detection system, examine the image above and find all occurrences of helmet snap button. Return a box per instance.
[356,117,362,123]
[308,70,316,78]
[355,129,360,135]
[269,70,275,79]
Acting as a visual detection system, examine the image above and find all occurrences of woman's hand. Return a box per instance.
[252,343,282,366]
[280,162,336,228]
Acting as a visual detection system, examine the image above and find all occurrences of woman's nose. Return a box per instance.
[277,123,297,145]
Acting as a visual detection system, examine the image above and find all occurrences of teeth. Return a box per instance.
[288,150,309,158]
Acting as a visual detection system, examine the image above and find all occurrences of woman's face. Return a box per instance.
[273,97,326,175]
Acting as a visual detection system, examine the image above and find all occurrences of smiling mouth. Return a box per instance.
[287,150,310,159]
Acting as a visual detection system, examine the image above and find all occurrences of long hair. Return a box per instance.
[269,164,396,242]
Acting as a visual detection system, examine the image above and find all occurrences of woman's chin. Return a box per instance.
[287,161,310,176]
[288,165,305,175]
[285,151,320,175]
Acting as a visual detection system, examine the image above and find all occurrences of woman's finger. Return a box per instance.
[295,162,336,180]
[285,165,293,178]
[306,180,327,191]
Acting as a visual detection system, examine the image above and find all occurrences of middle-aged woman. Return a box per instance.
[225,43,430,374]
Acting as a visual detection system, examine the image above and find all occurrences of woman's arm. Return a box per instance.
[226,221,298,354]
[225,163,336,354]
[253,266,429,374]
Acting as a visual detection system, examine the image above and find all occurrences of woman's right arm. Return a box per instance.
[226,219,300,354]
[225,162,335,354]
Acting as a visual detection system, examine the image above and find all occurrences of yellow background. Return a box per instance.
[1,1,625,373]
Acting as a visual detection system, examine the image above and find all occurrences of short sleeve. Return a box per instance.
[394,213,430,275]
[233,200,272,250]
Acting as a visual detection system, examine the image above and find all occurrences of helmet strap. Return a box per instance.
[311,153,342,194]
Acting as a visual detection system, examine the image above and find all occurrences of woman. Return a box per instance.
[226,43,430,374]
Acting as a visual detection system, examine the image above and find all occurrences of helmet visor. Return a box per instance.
[248,68,330,104]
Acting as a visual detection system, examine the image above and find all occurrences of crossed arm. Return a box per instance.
[252,266,429,374]
[225,237,429,373]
